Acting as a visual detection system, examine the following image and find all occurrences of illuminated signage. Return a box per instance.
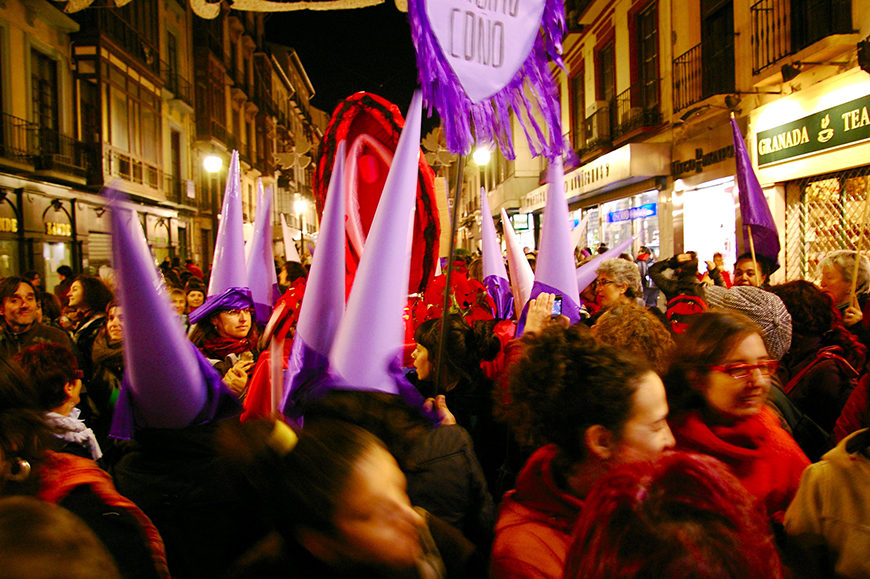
[606,203,657,223]
[45,222,72,237]
[757,94,870,166]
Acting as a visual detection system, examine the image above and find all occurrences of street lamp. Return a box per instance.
[203,154,223,174]
[294,198,309,257]
[472,146,491,167]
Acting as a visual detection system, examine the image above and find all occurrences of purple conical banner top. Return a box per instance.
[329,91,426,408]
[281,141,349,419]
[480,187,513,320]
[501,207,534,316]
[529,156,581,323]
[575,235,639,294]
[246,179,279,323]
[731,115,781,272]
[281,213,302,263]
[106,186,239,437]
[208,150,248,297]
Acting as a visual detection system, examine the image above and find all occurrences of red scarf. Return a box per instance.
[201,335,252,360]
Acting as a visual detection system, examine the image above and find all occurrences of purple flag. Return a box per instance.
[480,187,513,319]
[731,116,780,271]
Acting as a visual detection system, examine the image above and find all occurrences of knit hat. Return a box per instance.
[705,285,792,360]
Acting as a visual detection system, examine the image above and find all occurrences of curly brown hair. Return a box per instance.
[505,324,650,462]
[591,302,675,375]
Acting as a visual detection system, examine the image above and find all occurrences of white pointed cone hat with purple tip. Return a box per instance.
[189,150,253,325]
[517,157,582,334]
[107,187,240,439]
[281,141,348,421]
[501,208,534,318]
[327,91,427,411]
[480,187,513,319]
[246,179,279,324]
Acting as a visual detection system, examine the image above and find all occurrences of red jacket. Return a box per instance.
[491,445,585,579]
[670,406,809,523]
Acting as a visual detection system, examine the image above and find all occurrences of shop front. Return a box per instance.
[519,143,670,257]
[755,69,870,282]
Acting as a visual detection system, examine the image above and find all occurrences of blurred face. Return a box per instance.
[212,308,251,339]
[171,294,186,316]
[67,281,84,308]
[327,445,425,570]
[66,378,82,408]
[613,372,675,462]
[733,259,766,287]
[411,344,433,381]
[713,255,724,269]
[595,274,628,309]
[819,264,851,307]
[702,333,772,422]
[106,307,123,342]
[2,283,38,332]
[187,290,205,310]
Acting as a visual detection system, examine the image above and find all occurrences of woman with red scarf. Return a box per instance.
[664,312,809,525]
[189,288,260,401]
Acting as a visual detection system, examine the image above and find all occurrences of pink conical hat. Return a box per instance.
[208,150,248,296]
[534,157,581,307]
[501,207,534,314]
[246,179,278,323]
[281,213,302,263]
[329,92,424,393]
[575,235,640,293]
[570,214,590,252]
[107,187,239,436]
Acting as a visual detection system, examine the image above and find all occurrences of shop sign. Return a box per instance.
[45,222,72,237]
[671,146,734,178]
[757,93,870,166]
[606,202,657,223]
[0,217,18,233]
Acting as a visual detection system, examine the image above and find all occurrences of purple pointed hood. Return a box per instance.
[281,141,348,418]
[246,179,279,323]
[190,150,253,325]
[480,187,513,319]
[530,157,581,321]
[501,207,534,316]
[328,91,427,408]
[106,187,240,438]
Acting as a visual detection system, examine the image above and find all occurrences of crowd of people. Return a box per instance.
[0,240,869,579]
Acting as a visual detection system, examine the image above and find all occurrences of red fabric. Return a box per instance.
[36,451,169,577]
[481,320,517,382]
[496,338,525,407]
[185,263,204,280]
[670,407,809,523]
[834,373,869,443]
[491,445,585,579]
[201,335,252,360]
[241,338,295,423]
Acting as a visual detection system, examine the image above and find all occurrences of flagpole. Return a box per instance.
[747,224,760,287]
[436,155,466,394]
[849,178,870,304]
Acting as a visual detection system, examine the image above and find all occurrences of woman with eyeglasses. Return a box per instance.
[593,258,643,314]
[664,312,809,524]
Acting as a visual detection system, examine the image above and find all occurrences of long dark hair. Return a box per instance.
[413,314,500,387]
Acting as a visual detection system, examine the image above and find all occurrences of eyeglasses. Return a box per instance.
[595,279,616,288]
[709,360,778,379]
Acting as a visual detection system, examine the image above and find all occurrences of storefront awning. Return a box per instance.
[520,143,671,213]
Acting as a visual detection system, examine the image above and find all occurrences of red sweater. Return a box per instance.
[670,406,810,523]
[491,445,585,579]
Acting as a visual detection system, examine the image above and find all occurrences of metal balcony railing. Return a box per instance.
[613,79,663,139]
[33,129,89,178]
[751,0,853,74]
[673,38,735,112]
[160,61,193,105]
[581,102,613,156]
[0,113,37,163]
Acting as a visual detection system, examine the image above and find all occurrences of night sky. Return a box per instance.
[264,3,438,131]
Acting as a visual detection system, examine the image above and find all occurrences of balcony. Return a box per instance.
[104,146,161,190]
[74,9,160,77]
[580,102,613,157]
[0,113,38,166]
[160,62,193,106]
[33,129,89,180]
[751,0,853,75]
[673,39,735,113]
[613,79,663,140]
